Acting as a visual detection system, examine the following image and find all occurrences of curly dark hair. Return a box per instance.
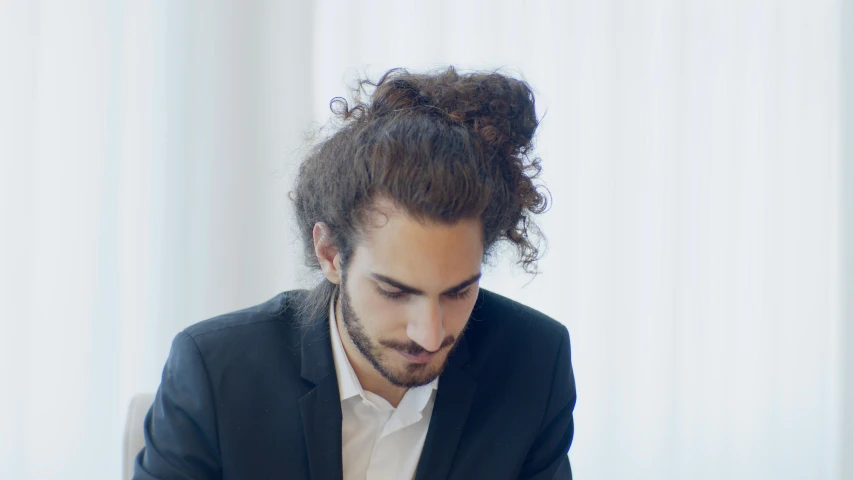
[290,66,550,324]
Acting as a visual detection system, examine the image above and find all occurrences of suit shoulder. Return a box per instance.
[182,289,308,339]
[473,288,568,339]
[461,289,571,392]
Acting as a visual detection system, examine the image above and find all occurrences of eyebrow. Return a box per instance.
[369,272,482,296]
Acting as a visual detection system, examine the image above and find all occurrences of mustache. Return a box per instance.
[379,335,456,355]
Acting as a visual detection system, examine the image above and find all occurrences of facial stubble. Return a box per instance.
[338,273,462,389]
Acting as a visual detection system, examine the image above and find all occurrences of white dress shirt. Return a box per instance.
[328,290,438,480]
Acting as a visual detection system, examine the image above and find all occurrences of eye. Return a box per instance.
[375,285,473,302]
[376,285,407,301]
[446,289,472,300]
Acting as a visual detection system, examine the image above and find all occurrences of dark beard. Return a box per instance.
[338,272,457,388]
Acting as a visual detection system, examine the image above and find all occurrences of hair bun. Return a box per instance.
[343,66,539,159]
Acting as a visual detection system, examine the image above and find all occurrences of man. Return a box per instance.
[135,66,576,479]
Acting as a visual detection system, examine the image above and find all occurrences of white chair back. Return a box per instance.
[123,393,155,480]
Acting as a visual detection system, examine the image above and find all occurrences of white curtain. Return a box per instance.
[1,1,313,478]
[0,1,847,479]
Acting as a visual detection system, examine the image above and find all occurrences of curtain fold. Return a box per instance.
[0,1,312,479]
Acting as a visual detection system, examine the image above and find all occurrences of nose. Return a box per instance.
[406,299,445,353]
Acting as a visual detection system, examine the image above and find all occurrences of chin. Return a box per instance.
[385,353,447,388]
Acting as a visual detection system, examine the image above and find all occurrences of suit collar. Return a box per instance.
[298,292,343,480]
[299,294,337,384]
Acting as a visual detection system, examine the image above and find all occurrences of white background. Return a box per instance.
[0,1,850,479]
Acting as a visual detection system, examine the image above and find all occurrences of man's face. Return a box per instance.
[337,203,483,388]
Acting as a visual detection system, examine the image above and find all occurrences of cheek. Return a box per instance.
[348,281,403,332]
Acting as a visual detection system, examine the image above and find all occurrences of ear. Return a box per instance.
[313,222,343,284]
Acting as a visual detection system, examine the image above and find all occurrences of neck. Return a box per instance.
[336,295,408,407]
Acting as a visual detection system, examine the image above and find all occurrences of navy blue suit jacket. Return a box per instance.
[134,288,576,479]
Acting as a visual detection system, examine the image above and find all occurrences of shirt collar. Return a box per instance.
[328,288,438,408]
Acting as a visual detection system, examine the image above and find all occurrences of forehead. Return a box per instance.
[354,199,483,284]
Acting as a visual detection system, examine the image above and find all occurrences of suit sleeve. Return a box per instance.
[133,331,222,480]
[518,326,577,480]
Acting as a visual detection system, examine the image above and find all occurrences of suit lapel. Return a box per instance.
[299,377,343,480]
[415,335,477,480]
[298,299,343,480]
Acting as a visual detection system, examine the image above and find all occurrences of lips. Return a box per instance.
[396,349,436,364]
